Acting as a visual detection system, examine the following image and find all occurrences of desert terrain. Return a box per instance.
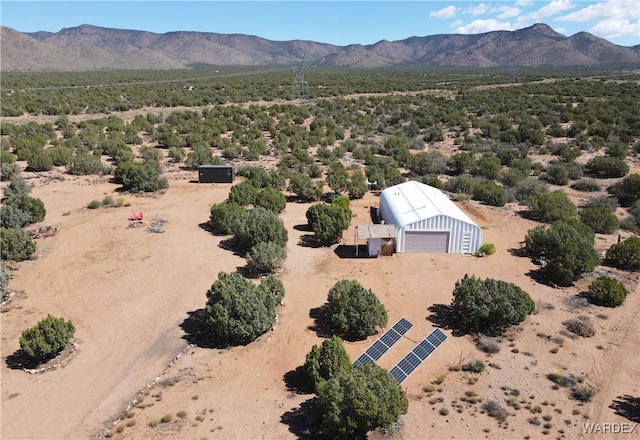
[1,150,638,440]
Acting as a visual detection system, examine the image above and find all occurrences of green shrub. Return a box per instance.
[527,190,577,223]
[0,227,36,261]
[327,279,388,339]
[66,152,107,175]
[245,241,287,275]
[204,272,277,346]
[306,203,352,245]
[259,274,285,304]
[288,172,323,202]
[476,243,496,256]
[570,179,601,192]
[19,314,75,364]
[451,274,534,335]
[605,236,640,271]
[254,187,286,213]
[482,400,508,422]
[585,156,629,178]
[0,162,21,182]
[304,336,352,392]
[579,206,620,234]
[232,207,288,252]
[4,193,46,226]
[208,201,245,235]
[563,316,595,337]
[228,180,259,206]
[587,276,627,307]
[462,359,485,373]
[114,161,168,193]
[3,176,32,198]
[472,180,508,206]
[314,362,408,438]
[608,174,640,206]
[26,148,53,172]
[87,200,101,209]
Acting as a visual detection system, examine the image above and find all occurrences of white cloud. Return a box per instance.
[529,0,575,20]
[497,6,522,19]
[591,18,640,38]
[455,19,514,34]
[466,3,491,16]
[557,0,640,39]
[430,6,458,19]
[452,20,464,28]
[516,0,533,5]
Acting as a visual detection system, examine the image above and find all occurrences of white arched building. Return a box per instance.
[378,181,483,254]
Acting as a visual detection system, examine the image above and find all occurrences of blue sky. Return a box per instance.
[2,1,639,46]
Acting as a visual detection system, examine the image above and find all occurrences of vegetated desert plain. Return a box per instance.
[2,103,640,440]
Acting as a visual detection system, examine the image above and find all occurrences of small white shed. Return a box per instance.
[378,181,483,254]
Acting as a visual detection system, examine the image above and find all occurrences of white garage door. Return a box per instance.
[404,231,449,253]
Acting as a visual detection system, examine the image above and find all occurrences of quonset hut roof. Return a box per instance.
[379,180,477,228]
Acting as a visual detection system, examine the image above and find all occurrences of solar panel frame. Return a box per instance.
[352,318,413,366]
[390,328,448,386]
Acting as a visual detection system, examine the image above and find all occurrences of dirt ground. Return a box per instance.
[1,164,639,440]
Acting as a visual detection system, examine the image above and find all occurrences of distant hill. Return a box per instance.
[2,23,639,72]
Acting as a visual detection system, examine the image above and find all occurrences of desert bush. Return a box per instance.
[585,156,629,178]
[473,155,502,180]
[254,187,286,213]
[477,336,501,353]
[304,336,352,392]
[482,400,508,422]
[184,145,220,170]
[0,162,21,182]
[472,180,508,206]
[587,276,628,307]
[66,152,107,175]
[543,163,570,185]
[608,174,640,207]
[114,160,168,193]
[0,265,11,297]
[327,279,388,339]
[564,316,595,337]
[444,174,479,195]
[347,168,368,200]
[245,241,287,275]
[579,206,620,234]
[313,362,408,439]
[204,272,277,346]
[259,274,285,304]
[0,205,31,229]
[228,180,259,206]
[547,371,578,387]
[606,236,640,271]
[451,274,534,335]
[571,385,598,402]
[208,201,245,235]
[3,176,32,198]
[526,190,577,223]
[0,227,36,261]
[232,207,287,252]
[3,193,46,226]
[26,148,53,172]
[525,220,600,286]
[571,179,601,192]
[86,200,101,209]
[288,172,323,202]
[513,178,549,203]
[305,202,352,245]
[475,242,496,256]
[462,359,486,373]
[19,314,75,364]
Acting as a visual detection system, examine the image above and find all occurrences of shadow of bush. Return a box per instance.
[280,398,323,439]
[284,365,314,395]
[179,309,229,349]
[610,395,640,423]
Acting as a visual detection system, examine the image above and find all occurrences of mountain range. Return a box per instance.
[2,23,639,72]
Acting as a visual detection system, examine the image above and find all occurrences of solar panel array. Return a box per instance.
[389,328,448,385]
[353,318,412,366]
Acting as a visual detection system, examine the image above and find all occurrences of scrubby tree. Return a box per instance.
[306,202,352,245]
[347,168,368,200]
[587,276,628,307]
[313,362,408,439]
[327,279,388,339]
[450,274,535,335]
[608,174,640,206]
[472,180,508,207]
[0,227,36,261]
[288,172,323,202]
[3,176,31,198]
[525,220,601,286]
[114,160,168,193]
[209,201,245,235]
[579,206,619,234]
[448,152,475,175]
[585,156,629,178]
[606,236,640,271]
[304,336,352,392]
[254,187,286,213]
[259,274,285,304]
[3,194,46,226]
[326,161,350,194]
[204,272,277,346]
[232,207,287,251]
[228,180,259,206]
[526,190,577,223]
[245,241,287,275]
[19,315,75,364]
[473,155,502,180]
